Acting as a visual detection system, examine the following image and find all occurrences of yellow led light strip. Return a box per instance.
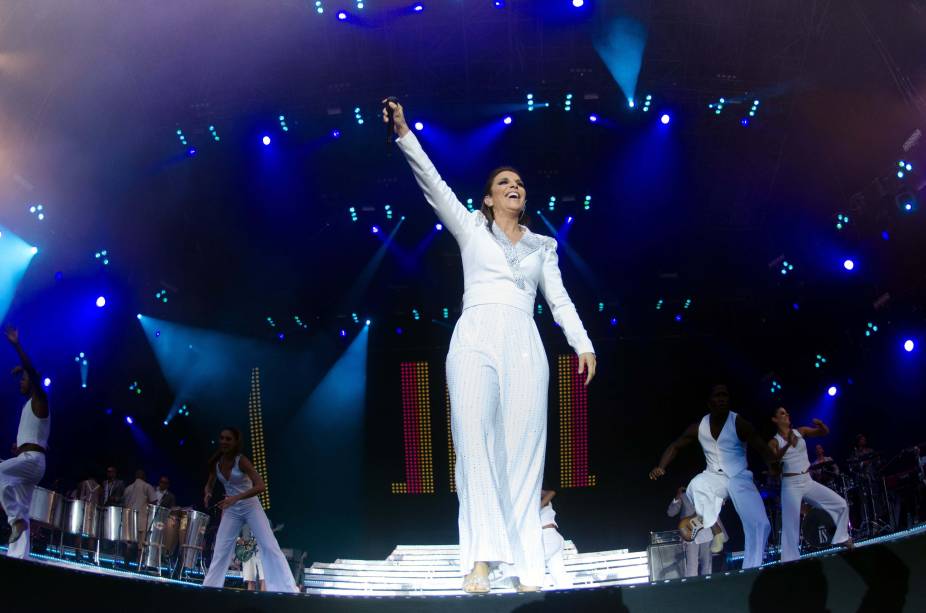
[248,367,271,509]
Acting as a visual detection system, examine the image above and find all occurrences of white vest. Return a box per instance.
[775,430,810,474]
[698,411,747,477]
[16,398,50,449]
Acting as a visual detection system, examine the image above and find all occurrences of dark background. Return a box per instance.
[0,0,924,563]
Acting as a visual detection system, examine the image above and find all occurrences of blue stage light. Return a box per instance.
[588,114,598,123]
[262,135,271,146]
[572,0,584,7]
[338,11,347,20]
[660,113,671,125]
[339,329,347,337]
[628,99,635,108]
[371,225,380,234]
[843,259,855,271]
[314,0,324,14]
[827,386,838,397]
[503,116,512,125]
[125,416,134,425]
[187,147,196,157]
[332,129,341,138]
[904,339,915,352]
[163,420,168,426]
[610,317,618,326]
[414,121,424,131]
[566,216,574,224]
[43,377,51,388]
[30,246,38,255]
[365,319,371,326]
[354,107,365,125]
[96,296,106,308]
[396,327,403,334]
[494,0,504,7]
[278,115,289,132]
[741,118,749,127]
[435,223,443,231]
[136,313,142,320]
[674,314,683,322]
[208,125,220,142]
[278,332,285,340]
[413,3,423,11]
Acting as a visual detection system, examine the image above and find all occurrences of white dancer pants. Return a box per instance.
[202,498,297,593]
[687,469,769,569]
[0,451,45,559]
[542,528,570,588]
[683,540,712,577]
[447,304,548,587]
[780,473,849,562]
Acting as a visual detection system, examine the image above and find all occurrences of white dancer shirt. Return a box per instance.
[1,399,49,559]
[16,398,50,449]
[698,411,747,477]
[775,430,811,474]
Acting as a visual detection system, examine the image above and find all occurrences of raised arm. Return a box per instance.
[540,489,556,508]
[385,100,475,242]
[799,418,830,439]
[538,239,596,381]
[650,423,699,480]
[217,456,265,510]
[5,327,48,418]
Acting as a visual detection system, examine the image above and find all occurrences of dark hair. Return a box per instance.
[855,433,867,447]
[208,426,243,470]
[481,166,529,228]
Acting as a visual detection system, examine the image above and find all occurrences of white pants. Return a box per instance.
[0,451,45,559]
[542,527,570,588]
[687,469,769,569]
[202,498,297,593]
[447,304,548,587]
[683,540,712,577]
[780,473,849,562]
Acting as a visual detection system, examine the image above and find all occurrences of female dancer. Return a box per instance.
[769,407,851,562]
[385,99,597,592]
[202,427,298,592]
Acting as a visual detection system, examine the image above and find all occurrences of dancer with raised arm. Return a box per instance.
[385,99,596,592]
[649,384,777,569]
[0,327,50,559]
[769,407,851,562]
[201,427,298,593]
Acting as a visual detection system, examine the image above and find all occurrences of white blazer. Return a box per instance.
[396,131,595,356]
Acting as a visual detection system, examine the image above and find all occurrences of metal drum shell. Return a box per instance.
[28,486,63,528]
[100,506,123,541]
[163,510,182,555]
[140,504,172,568]
[178,509,210,568]
[62,499,100,537]
[120,507,138,542]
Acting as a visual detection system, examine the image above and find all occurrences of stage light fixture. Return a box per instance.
[396,327,403,334]
[331,129,341,139]
[339,329,347,337]
[865,322,879,337]
[262,135,271,146]
[412,309,420,321]
[780,260,794,275]
[371,225,380,234]
[660,113,671,125]
[96,296,106,308]
[94,249,110,265]
[337,11,347,20]
[155,289,168,303]
[365,319,371,326]
[349,206,358,222]
[572,0,584,7]
[588,114,598,123]
[564,93,573,112]
[566,216,574,224]
[187,147,196,157]
[354,107,364,125]
[414,121,424,131]
[904,339,915,352]
[435,223,443,231]
[827,385,838,397]
[503,116,512,125]
[674,314,683,322]
[30,246,38,255]
[814,354,827,369]
[709,97,725,115]
[536,303,544,315]
[598,302,604,312]
[548,196,556,211]
[656,298,664,310]
[279,115,289,132]
[208,125,220,142]
[770,380,782,394]
[413,3,424,12]
[176,129,188,146]
[610,317,618,326]
[442,307,449,319]
[385,204,393,220]
[684,298,692,309]
[584,195,591,210]
[43,377,51,388]
[129,381,142,395]
[125,416,134,425]
[352,312,360,324]
[29,204,45,221]
[314,0,324,14]
[527,93,535,112]
[266,316,276,328]
[643,94,652,113]
[843,259,855,271]
[835,213,849,230]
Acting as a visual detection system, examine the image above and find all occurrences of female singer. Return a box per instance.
[770,407,852,562]
[201,427,298,592]
[385,99,597,592]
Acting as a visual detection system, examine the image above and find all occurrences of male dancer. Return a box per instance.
[649,384,778,569]
[0,327,49,559]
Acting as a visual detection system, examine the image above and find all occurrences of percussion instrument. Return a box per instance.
[120,507,139,542]
[100,506,123,542]
[177,509,210,571]
[28,486,63,528]
[139,504,172,571]
[801,507,836,550]
[62,499,99,538]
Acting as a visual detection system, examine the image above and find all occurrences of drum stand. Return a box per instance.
[856,474,894,538]
[176,544,207,582]
[140,540,168,577]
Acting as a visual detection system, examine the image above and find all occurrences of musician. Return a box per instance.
[237,524,265,592]
[76,472,102,505]
[666,485,727,576]
[770,407,851,562]
[102,466,125,507]
[154,475,176,509]
[809,444,839,485]
[0,327,49,559]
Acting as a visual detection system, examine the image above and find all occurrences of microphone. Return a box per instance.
[384,96,399,145]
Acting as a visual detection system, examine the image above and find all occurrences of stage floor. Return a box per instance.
[3,524,926,611]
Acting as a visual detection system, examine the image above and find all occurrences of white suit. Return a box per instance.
[777,430,849,562]
[397,131,594,587]
[1,399,49,559]
[686,411,770,569]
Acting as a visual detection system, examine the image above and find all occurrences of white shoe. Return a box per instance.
[6,526,30,559]
[711,531,725,553]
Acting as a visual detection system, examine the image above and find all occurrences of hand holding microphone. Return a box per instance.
[382,97,410,141]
